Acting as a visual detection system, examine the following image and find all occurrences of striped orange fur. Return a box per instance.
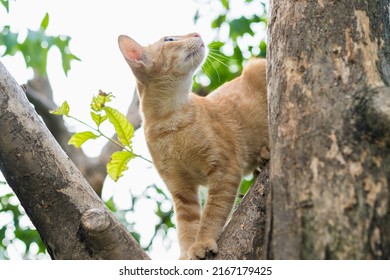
[118,33,269,259]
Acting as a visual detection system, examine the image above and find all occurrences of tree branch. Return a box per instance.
[0,61,149,259]
[207,163,271,260]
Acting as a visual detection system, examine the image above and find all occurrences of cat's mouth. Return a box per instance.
[185,44,205,61]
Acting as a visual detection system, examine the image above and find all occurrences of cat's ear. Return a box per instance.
[118,35,146,62]
[118,35,149,82]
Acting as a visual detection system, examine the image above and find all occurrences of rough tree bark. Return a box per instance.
[0,60,270,259]
[267,0,390,259]
[0,61,149,259]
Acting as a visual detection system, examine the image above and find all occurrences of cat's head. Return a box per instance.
[118,33,205,84]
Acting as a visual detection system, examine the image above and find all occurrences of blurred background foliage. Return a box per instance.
[0,0,267,259]
[193,0,267,94]
[0,11,79,76]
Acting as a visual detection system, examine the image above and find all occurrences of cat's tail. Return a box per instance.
[242,58,267,97]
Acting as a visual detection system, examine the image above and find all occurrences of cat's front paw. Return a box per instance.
[187,239,218,260]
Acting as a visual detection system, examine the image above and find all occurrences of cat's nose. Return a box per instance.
[192,33,201,38]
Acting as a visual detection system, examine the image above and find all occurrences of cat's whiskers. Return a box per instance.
[203,57,221,83]
[208,49,233,60]
[197,47,239,84]
[208,48,240,63]
[207,52,231,69]
[199,49,226,83]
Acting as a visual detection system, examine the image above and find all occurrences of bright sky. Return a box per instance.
[1,0,218,126]
[0,0,263,259]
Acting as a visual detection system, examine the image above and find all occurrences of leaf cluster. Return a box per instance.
[0,191,47,259]
[129,184,175,251]
[0,0,9,12]
[51,90,144,182]
[193,0,267,93]
[0,12,80,76]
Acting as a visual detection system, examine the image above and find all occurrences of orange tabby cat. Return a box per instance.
[118,33,269,259]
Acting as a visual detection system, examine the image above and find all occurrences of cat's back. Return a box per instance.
[241,58,267,97]
[206,58,267,123]
[206,58,266,106]
[203,58,268,172]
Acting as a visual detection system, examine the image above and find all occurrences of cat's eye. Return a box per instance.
[164,37,175,42]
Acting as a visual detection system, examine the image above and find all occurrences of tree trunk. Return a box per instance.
[0,61,149,260]
[267,0,390,259]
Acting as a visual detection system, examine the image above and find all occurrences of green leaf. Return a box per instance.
[229,16,254,41]
[131,231,141,244]
[17,29,55,76]
[91,112,107,127]
[212,15,226,29]
[62,53,80,75]
[208,41,225,50]
[0,26,19,56]
[40,13,50,31]
[233,44,244,64]
[107,151,135,181]
[239,177,254,195]
[103,106,134,147]
[0,0,9,12]
[53,35,81,75]
[252,15,268,25]
[68,131,99,148]
[0,14,80,76]
[221,0,229,10]
[50,101,70,116]
[104,197,117,212]
[259,39,267,57]
[90,91,114,112]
